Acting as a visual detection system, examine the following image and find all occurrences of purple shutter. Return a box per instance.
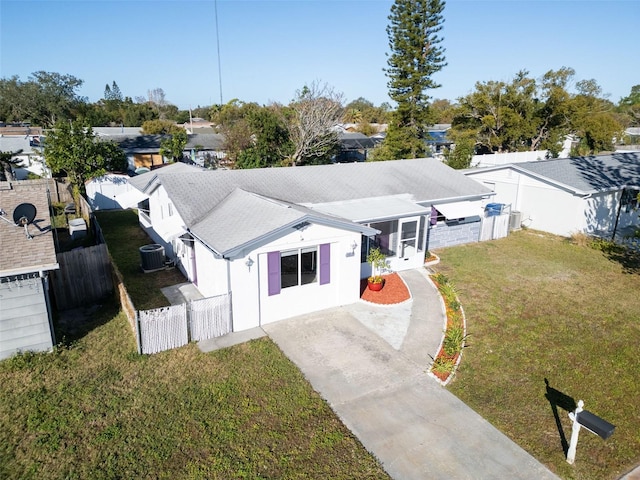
[319,243,330,285]
[430,206,438,225]
[267,251,281,296]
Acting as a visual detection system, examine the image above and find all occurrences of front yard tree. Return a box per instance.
[378,0,447,160]
[44,120,127,196]
[286,82,343,166]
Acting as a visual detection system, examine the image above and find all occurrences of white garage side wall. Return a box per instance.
[229,224,362,329]
[191,242,229,296]
[518,183,585,236]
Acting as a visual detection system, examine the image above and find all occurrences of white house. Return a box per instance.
[464,152,640,237]
[128,158,494,330]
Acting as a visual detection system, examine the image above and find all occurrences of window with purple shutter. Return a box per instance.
[267,251,281,296]
[319,243,330,285]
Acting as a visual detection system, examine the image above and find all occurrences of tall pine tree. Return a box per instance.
[376,0,447,160]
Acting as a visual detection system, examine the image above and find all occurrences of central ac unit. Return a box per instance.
[509,211,522,231]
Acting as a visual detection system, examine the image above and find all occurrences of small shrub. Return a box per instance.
[443,325,466,357]
[570,231,590,247]
[432,273,448,285]
[430,356,456,375]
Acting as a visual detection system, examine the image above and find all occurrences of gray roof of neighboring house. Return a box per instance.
[0,180,58,276]
[338,132,378,150]
[113,133,225,154]
[130,158,493,229]
[93,127,143,136]
[467,152,640,195]
[0,137,39,156]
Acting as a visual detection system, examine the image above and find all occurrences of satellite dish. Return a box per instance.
[12,203,36,239]
[13,203,37,226]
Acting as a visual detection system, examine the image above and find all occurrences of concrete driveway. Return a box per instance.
[263,269,559,480]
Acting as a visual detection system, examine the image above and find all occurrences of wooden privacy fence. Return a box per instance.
[135,293,232,354]
[51,243,114,310]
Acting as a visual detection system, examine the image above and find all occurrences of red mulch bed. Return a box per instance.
[360,273,411,305]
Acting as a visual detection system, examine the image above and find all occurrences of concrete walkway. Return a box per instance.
[263,269,560,480]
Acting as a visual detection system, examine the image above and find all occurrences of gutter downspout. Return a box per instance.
[612,188,625,241]
[41,271,56,348]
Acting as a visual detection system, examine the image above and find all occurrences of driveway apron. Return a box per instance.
[263,269,559,480]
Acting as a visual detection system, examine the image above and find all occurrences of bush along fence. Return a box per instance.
[428,273,468,386]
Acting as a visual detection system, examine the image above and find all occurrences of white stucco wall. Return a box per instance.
[192,223,362,331]
[142,185,187,257]
[191,243,229,296]
[252,224,361,326]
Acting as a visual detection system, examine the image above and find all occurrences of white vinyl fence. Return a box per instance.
[480,210,510,241]
[136,293,232,354]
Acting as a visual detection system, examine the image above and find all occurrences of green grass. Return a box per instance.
[94,210,187,310]
[0,303,389,479]
[435,230,640,480]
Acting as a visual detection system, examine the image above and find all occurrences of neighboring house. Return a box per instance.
[0,135,47,179]
[0,180,59,360]
[114,133,226,171]
[464,152,640,237]
[129,158,494,329]
[425,124,453,156]
[334,132,380,162]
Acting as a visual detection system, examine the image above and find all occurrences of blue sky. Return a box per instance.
[1,0,638,110]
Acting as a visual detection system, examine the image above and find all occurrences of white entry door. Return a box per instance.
[399,217,419,260]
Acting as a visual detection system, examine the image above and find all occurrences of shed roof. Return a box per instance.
[0,181,58,276]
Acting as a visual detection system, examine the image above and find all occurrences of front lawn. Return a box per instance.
[436,230,640,480]
[0,303,389,479]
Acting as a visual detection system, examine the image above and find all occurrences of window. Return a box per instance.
[268,244,330,296]
[417,216,426,252]
[281,248,317,289]
[370,220,398,256]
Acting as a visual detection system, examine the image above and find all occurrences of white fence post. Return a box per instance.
[566,399,584,464]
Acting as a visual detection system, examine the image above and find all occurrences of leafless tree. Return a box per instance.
[286,81,344,166]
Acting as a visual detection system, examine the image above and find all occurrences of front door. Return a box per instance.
[399,217,418,261]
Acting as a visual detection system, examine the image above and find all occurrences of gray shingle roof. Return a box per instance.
[190,189,377,256]
[514,152,640,194]
[0,181,58,275]
[131,158,492,257]
[132,158,491,227]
